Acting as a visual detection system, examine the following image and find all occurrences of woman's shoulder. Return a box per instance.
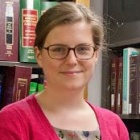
[88,103,125,126]
[0,94,36,116]
[89,103,129,139]
[89,103,120,118]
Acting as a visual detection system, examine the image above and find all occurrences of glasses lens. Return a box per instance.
[75,45,94,59]
[49,45,67,59]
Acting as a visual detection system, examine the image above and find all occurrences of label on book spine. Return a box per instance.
[14,78,28,101]
[5,2,14,46]
[22,9,37,47]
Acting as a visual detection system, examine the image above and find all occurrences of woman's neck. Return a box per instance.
[35,87,98,131]
[36,86,86,112]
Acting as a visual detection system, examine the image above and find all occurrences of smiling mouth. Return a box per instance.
[60,71,83,74]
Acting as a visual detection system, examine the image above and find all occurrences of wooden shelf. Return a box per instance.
[120,114,140,120]
[0,61,40,68]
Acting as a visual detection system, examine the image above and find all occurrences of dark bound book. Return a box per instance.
[0,74,4,108]
[116,57,123,114]
[129,55,140,115]
[0,0,19,61]
[110,57,119,113]
[1,65,32,108]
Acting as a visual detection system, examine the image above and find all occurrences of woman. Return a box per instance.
[0,2,129,140]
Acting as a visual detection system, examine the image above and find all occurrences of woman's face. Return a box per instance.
[35,21,98,90]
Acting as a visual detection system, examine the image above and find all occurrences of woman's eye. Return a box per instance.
[78,46,90,51]
[52,47,65,52]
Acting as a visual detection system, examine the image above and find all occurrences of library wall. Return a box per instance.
[88,0,103,106]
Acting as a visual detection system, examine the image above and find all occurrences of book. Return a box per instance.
[102,50,113,109]
[74,0,90,8]
[29,74,38,94]
[129,55,140,115]
[40,1,58,15]
[19,0,40,63]
[0,0,19,61]
[37,74,45,92]
[116,57,123,114]
[110,57,119,112]
[110,56,122,114]
[1,65,32,108]
[122,47,140,114]
[0,74,4,108]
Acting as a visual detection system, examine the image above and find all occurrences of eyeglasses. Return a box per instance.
[42,44,97,60]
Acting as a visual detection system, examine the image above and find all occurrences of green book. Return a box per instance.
[40,1,58,15]
[29,82,38,94]
[29,74,39,94]
[19,0,40,63]
[37,83,45,92]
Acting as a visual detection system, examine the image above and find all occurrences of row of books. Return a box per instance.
[0,0,90,63]
[110,47,140,115]
[0,65,45,109]
[0,0,58,63]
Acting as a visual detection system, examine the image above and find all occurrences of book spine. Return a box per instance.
[5,2,14,46]
[40,1,58,15]
[110,57,119,112]
[14,78,28,101]
[19,0,40,63]
[116,57,123,114]
[122,48,140,114]
[12,66,32,102]
[138,57,140,114]
[37,74,45,92]
[129,55,139,114]
[1,66,32,108]
[29,74,39,94]
[74,0,90,7]
[1,67,15,107]
[0,0,19,61]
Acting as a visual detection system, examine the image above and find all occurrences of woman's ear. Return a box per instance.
[34,46,43,68]
[94,49,99,62]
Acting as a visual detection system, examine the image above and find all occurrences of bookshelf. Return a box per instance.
[0,61,39,68]
[103,0,140,137]
[120,115,140,120]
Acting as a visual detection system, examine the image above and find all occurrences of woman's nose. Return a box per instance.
[65,50,78,64]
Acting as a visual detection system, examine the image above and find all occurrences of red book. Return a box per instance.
[1,65,32,108]
[110,56,120,113]
[0,0,19,61]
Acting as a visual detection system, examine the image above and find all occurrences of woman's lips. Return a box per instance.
[60,71,82,74]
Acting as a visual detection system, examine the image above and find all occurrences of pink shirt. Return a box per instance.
[0,95,129,140]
